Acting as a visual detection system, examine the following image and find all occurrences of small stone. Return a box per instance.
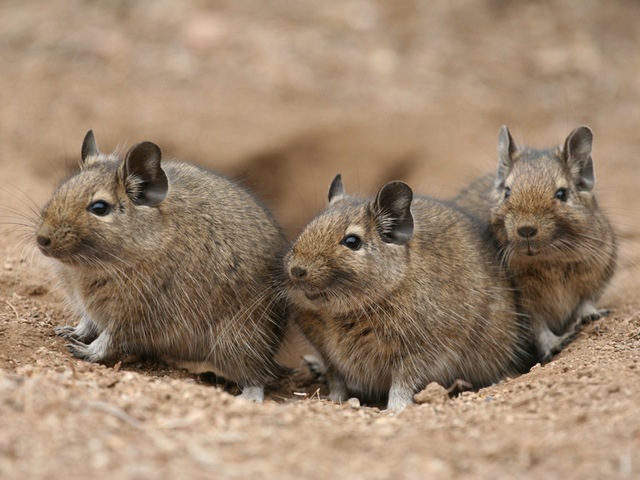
[414,382,448,405]
[347,397,360,409]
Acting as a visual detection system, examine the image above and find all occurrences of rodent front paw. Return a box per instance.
[54,325,77,339]
[65,334,109,363]
[66,338,93,360]
[55,324,97,344]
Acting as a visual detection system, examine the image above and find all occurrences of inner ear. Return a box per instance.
[563,126,595,192]
[373,181,414,245]
[81,130,100,163]
[496,125,517,187]
[121,141,169,207]
[328,174,345,203]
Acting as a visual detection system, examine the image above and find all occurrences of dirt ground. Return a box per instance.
[1,1,639,478]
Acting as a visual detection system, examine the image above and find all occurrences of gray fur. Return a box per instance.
[37,131,288,401]
[453,126,617,361]
[284,176,533,411]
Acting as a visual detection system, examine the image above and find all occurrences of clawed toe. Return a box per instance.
[66,339,91,360]
[582,309,610,324]
[559,328,579,349]
[54,325,76,339]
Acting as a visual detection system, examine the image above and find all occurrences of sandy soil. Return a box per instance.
[1,1,639,478]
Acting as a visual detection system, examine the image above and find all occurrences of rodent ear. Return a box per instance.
[121,141,169,207]
[328,174,345,203]
[563,126,595,192]
[496,125,517,186]
[81,130,100,164]
[373,181,414,245]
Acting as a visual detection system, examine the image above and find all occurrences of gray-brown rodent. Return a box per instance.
[453,126,617,361]
[36,130,288,402]
[283,174,534,411]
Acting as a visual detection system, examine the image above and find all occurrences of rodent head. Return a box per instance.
[490,125,600,265]
[36,130,170,267]
[284,174,414,315]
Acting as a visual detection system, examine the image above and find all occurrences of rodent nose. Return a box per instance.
[290,266,308,280]
[517,226,538,239]
[36,235,52,249]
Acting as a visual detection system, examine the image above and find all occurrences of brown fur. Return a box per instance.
[283,175,533,411]
[36,131,288,401]
[453,126,617,360]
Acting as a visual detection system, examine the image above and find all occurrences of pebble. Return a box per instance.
[347,397,360,409]
[414,382,448,405]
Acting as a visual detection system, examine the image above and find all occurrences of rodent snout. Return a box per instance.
[516,226,538,239]
[36,234,52,249]
[36,224,54,254]
[289,266,308,280]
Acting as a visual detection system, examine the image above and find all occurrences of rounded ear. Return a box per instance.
[496,125,517,186]
[563,126,595,192]
[328,174,345,203]
[81,130,100,163]
[373,181,414,245]
[121,141,169,207]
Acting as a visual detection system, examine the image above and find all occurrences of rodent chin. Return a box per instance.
[288,286,329,306]
[304,291,328,301]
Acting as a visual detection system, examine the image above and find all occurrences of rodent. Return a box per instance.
[36,130,289,402]
[453,125,617,361]
[283,174,534,411]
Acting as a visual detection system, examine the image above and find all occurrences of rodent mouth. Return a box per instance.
[304,291,328,301]
[286,276,329,302]
[512,239,541,257]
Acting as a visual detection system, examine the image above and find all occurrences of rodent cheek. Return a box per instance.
[353,246,401,289]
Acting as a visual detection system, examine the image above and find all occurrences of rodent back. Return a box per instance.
[154,162,286,280]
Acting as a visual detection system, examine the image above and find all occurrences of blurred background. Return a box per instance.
[1,0,639,242]
[1,4,639,477]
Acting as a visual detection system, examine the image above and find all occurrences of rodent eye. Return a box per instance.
[341,234,362,251]
[504,187,511,200]
[555,188,568,202]
[88,200,111,216]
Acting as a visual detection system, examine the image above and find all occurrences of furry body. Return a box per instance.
[453,126,617,360]
[37,132,288,401]
[284,176,533,410]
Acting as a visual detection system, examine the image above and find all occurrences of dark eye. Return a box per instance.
[88,200,111,216]
[504,187,511,200]
[555,188,568,202]
[341,234,362,251]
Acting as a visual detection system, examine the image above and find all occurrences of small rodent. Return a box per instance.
[283,174,534,411]
[36,130,289,402]
[453,126,617,361]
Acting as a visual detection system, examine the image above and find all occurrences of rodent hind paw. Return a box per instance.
[539,328,580,363]
[581,308,610,325]
[237,386,264,403]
